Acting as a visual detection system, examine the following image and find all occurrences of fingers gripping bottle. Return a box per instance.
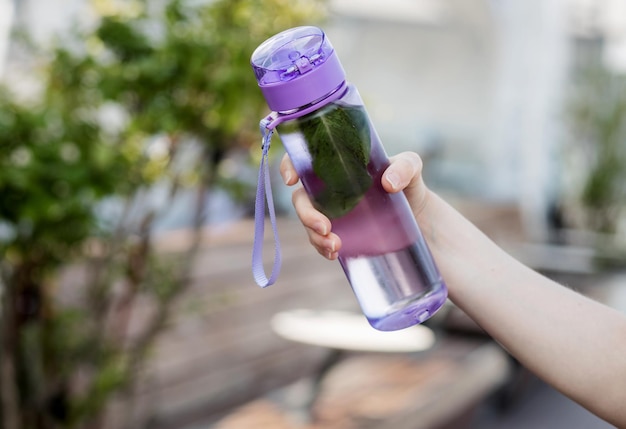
[250,26,447,331]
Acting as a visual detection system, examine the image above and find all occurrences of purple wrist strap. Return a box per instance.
[252,119,282,287]
[251,86,346,288]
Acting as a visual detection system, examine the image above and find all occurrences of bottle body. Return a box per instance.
[276,84,447,330]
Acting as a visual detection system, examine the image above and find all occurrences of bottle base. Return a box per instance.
[366,282,447,331]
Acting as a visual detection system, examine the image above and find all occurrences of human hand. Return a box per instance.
[279,151,429,260]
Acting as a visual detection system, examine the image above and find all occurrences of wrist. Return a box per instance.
[416,191,512,299]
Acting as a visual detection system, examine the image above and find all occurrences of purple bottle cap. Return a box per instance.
[251,26,346,112]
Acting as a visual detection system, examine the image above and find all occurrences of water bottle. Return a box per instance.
[250,26,447,331]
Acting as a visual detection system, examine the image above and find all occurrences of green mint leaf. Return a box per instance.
[297,104,372,218]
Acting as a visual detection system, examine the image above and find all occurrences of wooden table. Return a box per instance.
[269,309,438,422]
[212,310,512,429]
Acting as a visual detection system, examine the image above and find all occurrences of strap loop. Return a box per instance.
[251,118,282,287]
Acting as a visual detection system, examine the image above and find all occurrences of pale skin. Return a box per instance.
[280,151,626,428]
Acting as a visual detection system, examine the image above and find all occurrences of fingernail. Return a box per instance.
[385,172,400,190]
[315,222,328,236]
[282,170,292,185]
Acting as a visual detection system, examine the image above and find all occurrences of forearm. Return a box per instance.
[418,190,626,427]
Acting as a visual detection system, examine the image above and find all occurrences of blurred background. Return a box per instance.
[1,0,625,428]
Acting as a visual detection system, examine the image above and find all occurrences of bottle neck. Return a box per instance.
[262,82,348,131]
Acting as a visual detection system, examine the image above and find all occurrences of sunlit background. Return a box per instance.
[1,1,625,428]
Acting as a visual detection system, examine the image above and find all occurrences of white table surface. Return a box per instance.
[271,309,436,353]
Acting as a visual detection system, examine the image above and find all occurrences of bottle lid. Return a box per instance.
[251,26,346,112]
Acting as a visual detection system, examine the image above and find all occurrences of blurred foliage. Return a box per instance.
[566,66,626,234]
[0,0,326,428]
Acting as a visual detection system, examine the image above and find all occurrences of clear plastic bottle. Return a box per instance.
[251,26,447,331]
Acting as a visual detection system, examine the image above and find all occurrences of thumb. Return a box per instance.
[383,152,429,215]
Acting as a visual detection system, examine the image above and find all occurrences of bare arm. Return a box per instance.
[280,152,626,427]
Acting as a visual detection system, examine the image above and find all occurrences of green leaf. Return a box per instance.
[297,104,372,218]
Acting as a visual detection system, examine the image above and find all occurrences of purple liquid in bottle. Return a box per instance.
[277,86,447,331]
[252,26,447,331]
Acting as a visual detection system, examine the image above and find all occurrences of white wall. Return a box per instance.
[0,0,14,78]
[327,0,497,195]
[486,0,570,239]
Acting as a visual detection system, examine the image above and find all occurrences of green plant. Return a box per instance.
[0,1,326,428]
[566,65,626,234]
